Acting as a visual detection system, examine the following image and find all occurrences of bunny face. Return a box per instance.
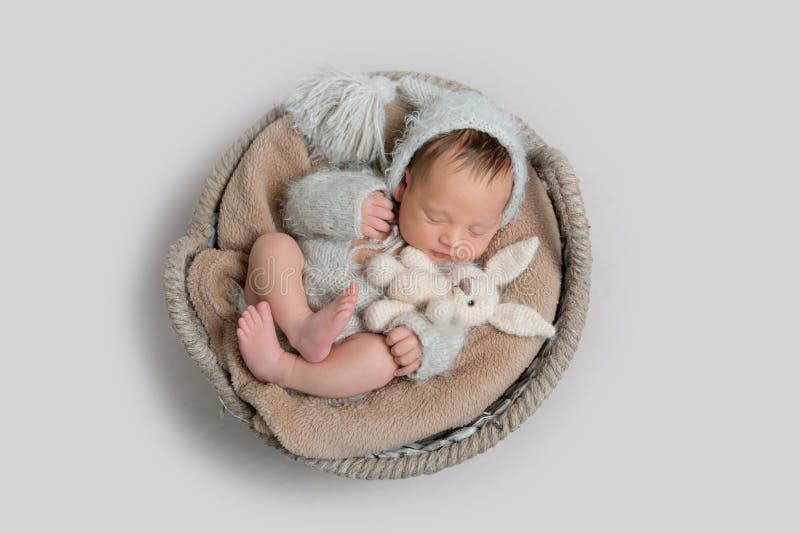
[366,237,555,341]
[442,263,501,326]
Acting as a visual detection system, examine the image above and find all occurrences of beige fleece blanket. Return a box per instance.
[186,100,562,459]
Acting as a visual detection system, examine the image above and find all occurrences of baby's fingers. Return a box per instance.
[393,348,421,367]
[369,191,394,209]
[389,335,419,357]
[386,326,411,346]
[365,203,395,222]
[360,223,389,240]
[363,215,391,233]
[395,359,421,377]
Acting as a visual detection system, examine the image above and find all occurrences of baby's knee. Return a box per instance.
[246,233,303,301]
[249,232,304,268]
[250,232,298,254]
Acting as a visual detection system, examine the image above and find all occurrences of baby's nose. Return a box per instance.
[440,228,462,248]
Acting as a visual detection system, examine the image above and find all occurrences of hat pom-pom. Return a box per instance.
[283,68,398,168]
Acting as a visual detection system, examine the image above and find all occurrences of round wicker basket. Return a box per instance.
[163,70,592,479]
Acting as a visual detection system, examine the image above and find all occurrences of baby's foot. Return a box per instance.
[237,302,294,385]
[291,281,358,363]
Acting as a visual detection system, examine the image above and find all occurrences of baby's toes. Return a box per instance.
[236,326,247,341]
[256,301,272,321]
[347,281,358,297]
[337,300,354,312]
[243,306,257,328]
[336,305,355,321]
[238,315,251,333]
[248,306,264,327]
[338,290,356,306]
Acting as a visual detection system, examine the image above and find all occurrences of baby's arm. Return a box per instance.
[282,167,392,240]
[384,311,468,382]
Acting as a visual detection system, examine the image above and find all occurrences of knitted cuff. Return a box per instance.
[384,311,468,382]
[282,167,389,240]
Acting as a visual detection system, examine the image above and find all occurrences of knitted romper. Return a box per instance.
[280,166,469,381]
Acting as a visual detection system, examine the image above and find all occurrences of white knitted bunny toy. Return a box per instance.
[423,237,556,338]
[363,237,555,380]
[362,245,452,331]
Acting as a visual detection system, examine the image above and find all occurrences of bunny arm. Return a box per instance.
[363,299,416,332]
[488,302,556,338]
[282,167,389,240]
[364,252,406,288]
[384,310,468,382]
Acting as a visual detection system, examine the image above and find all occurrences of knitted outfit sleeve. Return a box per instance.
[384,311,468,382]
[282,167,390,240]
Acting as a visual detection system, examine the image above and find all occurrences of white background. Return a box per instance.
[2,1,798,532]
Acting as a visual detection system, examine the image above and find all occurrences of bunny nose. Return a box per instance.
[458,278,472,296]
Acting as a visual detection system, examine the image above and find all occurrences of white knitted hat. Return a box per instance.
[282,69,528,228]
[385,77,529,229]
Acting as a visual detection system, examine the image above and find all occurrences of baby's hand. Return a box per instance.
[360,191,394,240]
[386,326,422,377]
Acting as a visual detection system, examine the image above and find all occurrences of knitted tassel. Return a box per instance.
[283,68,398,168]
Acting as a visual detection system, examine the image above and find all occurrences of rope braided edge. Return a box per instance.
[162,71,592,479]
[163,105,285,425]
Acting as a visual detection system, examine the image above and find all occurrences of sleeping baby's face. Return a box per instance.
[392,147,513,264]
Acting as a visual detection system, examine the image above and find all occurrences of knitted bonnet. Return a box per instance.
[384,77,529,229]
[283,69,529,228]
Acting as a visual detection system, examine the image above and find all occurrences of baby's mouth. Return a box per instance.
[431,250,451,260]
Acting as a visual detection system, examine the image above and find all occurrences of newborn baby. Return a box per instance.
[236,79,530,399]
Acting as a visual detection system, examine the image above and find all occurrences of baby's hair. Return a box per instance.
[407,128,513,186]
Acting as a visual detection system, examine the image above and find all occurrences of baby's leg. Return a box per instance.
[237,302,398,398]
[244,232,356,363]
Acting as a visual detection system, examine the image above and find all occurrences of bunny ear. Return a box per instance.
[485,237,540,287]
[489,302,555,338]
[397,77,452,109]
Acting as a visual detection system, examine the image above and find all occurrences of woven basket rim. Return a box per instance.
[163,70,592,479]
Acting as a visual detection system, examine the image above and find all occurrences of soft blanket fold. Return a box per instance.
[186,99,562,459]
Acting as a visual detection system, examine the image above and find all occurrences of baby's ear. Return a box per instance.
[394,169,410,201]
[489,302,555,338]
[485,236,540,287]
